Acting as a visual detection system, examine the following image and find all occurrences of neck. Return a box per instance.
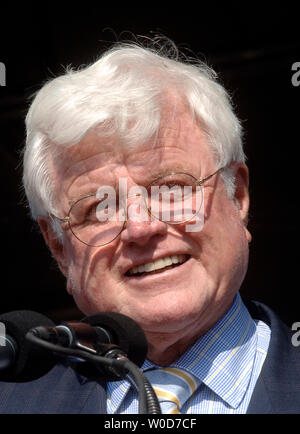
[144,295,237,365]
[145,329,205,366]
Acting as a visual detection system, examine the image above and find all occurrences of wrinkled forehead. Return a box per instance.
[49,98,214,188]
[59,102,208,157]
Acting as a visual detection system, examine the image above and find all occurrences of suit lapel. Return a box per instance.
[246,370,274,413]
[245,299,300,414]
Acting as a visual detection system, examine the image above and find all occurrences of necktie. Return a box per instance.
[145,367,200,414]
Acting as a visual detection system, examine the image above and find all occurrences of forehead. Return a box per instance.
[51,102,215,199]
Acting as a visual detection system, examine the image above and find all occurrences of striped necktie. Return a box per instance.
[145,367,200,414]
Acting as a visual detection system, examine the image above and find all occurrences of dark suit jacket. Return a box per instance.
[0,300,299,414]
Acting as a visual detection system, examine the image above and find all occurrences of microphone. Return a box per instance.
[0,310,57,382]
[3,311,159,413]
[29,312,148,381]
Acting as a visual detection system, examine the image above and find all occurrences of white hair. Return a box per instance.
[23,40,245,228]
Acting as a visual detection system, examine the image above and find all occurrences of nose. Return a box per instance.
[120,218,168,246]
[120,196,168,246]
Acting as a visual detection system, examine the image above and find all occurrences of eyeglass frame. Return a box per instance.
[51,166,225,247]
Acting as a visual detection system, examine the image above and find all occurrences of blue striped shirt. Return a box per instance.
[106,293,271,414]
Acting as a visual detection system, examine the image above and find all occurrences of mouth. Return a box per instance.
[126,254,190,277]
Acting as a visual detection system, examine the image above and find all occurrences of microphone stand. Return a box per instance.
[26,331,161,414]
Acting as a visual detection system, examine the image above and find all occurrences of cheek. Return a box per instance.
[65,244,121,315]
[192,195,250,281]
[215,215,250,288]
[67,265,114,315]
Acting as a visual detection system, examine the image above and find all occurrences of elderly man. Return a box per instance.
[0,40,299,414]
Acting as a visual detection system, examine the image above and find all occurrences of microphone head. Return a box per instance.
[0,310,57,382]
[71,312,148,381]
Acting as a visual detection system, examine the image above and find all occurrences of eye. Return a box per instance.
[147,173,203,224]
[85,200,99,221]
[162,181,184,190]
[70,195,105,225]
[149,173,197,192]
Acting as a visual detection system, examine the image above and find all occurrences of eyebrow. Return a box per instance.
[67,190,100,207]
[150,166,200,180]
[67,181,123,206]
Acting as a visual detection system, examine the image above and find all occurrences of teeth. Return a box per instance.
[171,255,179,264]
[127,254,188,276]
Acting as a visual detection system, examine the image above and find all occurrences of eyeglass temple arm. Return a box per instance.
[197,167,225,185]
[50,214,70,223]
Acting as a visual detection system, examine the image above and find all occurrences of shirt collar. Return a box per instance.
[107,292,257,411]
[173,292,258,408]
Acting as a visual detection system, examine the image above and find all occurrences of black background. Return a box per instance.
[0,2,299,325]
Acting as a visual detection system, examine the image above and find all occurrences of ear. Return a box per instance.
[231,163,252,243]
[38,217,69,277]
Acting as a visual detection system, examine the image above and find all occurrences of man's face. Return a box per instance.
[42,101,251,352]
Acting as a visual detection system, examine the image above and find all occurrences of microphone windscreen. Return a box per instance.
[0,310,57,382]
[71,312,148,381]
[82,312,148,366]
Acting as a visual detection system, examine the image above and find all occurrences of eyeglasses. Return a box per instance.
[52,167,224,247]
